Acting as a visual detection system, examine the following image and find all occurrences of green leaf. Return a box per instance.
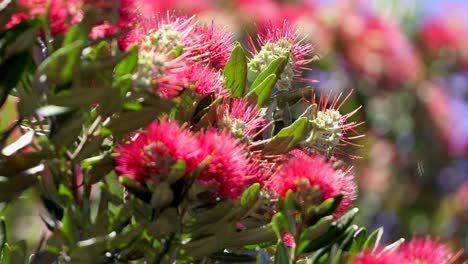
[338,225,358,251]
[251,56,287,89]
[2,20,40,60]
[306,195,343,222]
[61,208,77,243]
[119,176,152,202]
[224,44,247,97]
[274,241,289,264]
[84,155,115,185]
[0,170,39,202]
[71,136,104,163]
[247,73,276,109]
[271,213,284,239]
[263,117,308,155]
[0,218,5,259]
[240,183,260,207]
[0,52,32,108]
[115,45,138,79]
[210,252,257,263]
[165,160,186,184]
[150,182,173,210]
[349,227,367,253]
[301,208,359,253]
[50,113,85,148]
[47,86,113,108]
[106,106,172,136]
[363,227,383,252]
[36,40,84,86]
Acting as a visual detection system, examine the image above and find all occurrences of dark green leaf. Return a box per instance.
[210,252,257,263]
[47,86,113,108]
[0,218,5,259]
[36,40,84,86]
[0,170,39,202]
[71,136,104,164]
[263,117,308,155]
[363,227,383,252]
[224,44,247,97]
[50,113,85,148]
[274,241,289,264]
[0,52,32,108]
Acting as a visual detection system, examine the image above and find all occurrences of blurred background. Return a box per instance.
[1,0,467,259]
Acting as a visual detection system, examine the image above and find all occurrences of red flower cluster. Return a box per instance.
[119,12,233,98]
[266,150,357,216]
[337,11,422,87]
[115,120,259,200]
[352,237,454,264]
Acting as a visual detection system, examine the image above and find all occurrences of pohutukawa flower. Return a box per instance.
[302,90,364,158]
[115,120,201,183]
[186,64,228,96]
[248,20,314,91]
[134,52,190,98]
[119,12,197,52]
[352,248,405,264]
[217,98,265,139]
[197,129,259,200]
[191,23,234,70]
[399,236,452,264]
[7,0,84,35]
[266,150,356,216]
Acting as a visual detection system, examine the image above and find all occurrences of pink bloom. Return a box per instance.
[217,98,265,138]
[266,150,356,216]
[118,12,197,53]
[186,64,228,96]
[338,11,422,87]
[420,16,468,68]
[421,81,468,156]
[352,248,405,264]
[248,20,314,90]
[89,22,118,39]
[191,23,234,70]
[115,120,201,183]
[399,236,452,264]
[305,90,364,158]
[197,129,260,199]
[7,0,84,35]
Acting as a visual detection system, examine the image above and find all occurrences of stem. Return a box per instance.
[154,233,175,264]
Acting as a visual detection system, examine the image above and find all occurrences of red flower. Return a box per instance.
[217,98,265,139]
[197,129,259,199]
[420,16,468,67]
[186,64,228,96]
[399,236,451,264]
[304,90,364,158]
[118,12,197,53]
[7,0,83,35]
[248,20,315,91]
[115,120,201,183]
[89,22,118,39]
[191,23,234,70]
[338,11,422,87]
[352,248,405,264]
[266,150,356,216]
